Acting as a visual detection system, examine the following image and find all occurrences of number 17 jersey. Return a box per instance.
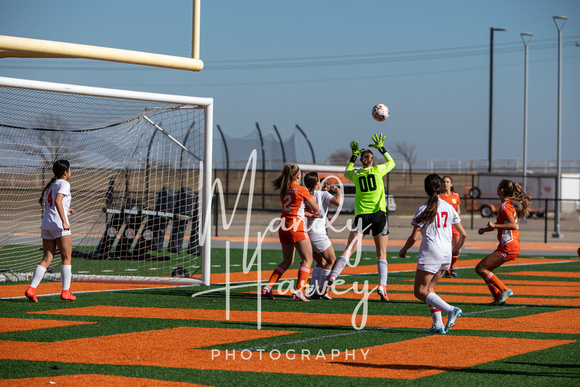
[411,198,461,265]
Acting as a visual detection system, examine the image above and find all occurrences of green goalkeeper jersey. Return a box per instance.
[344,153,395,215]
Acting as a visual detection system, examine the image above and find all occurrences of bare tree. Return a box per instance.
[2,113,77,188]
[394,140,417,183]
[328,148,352,165]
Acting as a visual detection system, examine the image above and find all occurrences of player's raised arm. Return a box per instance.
[369,133,395,172]
[345,140,363,174]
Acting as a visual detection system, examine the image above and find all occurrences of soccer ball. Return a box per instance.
[372,104,389,122]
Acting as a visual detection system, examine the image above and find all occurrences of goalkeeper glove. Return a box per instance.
[350,141,363,163]
[369,133,387,154]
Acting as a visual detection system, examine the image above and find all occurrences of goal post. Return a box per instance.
[0,76,213,285]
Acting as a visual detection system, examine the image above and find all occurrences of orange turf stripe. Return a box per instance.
[32,306,580,333]
[0,328,572,379]
[2,374,208,387]
[345,291,580,306]
[211,258,577,285]
[0,317,94,333]
[332,283,580,297]
[436,278,580,286]
[504,271,580,278]
[313,290,580,306]
[1,282,177,299]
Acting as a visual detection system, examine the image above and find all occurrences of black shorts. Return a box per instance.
[352,210,389,236]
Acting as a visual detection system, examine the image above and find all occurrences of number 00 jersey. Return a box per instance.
[344,156,395,215]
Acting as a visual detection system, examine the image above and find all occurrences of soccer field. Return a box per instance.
[1,248,579,386]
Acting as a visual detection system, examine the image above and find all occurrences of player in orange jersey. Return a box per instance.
[476,180,530,305]
[262,164,320,302]
[439,176,461,278]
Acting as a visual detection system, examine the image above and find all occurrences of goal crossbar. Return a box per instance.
[0,35,204,72]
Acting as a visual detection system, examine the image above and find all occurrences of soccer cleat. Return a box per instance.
[422,325,446,334]
[326,276,335,288]
[25,286,38,302]
[60,289,76,301]
[292,290,310,302]
[489,300,506,306]
[450,269,458,278]
[445,307,463,332]
[261,287,275,300]
[377,285,389,302]
[444,271,453,278]
[498,289,513,303]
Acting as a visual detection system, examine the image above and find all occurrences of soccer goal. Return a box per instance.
[0,76,213,285]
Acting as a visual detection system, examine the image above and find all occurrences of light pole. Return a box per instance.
[552,16,566,238]
[488,27,506,173]
[521,33,532,192]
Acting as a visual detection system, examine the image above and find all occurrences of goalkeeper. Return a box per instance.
[326,133,396,301]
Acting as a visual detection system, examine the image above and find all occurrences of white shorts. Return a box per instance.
[417,262,450,274]
[41,228,71,240]
[309,234,332,254]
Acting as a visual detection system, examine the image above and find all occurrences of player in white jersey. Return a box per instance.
[25,160,77,302]
[399,174,466,334]
[303,172,341,299]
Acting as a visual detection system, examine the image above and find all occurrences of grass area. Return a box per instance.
[0,249,579,386]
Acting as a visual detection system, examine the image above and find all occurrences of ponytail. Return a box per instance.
[414,174,443,225]
[498,179,531,218]
[39,160,70,207]
[273,164,300,196]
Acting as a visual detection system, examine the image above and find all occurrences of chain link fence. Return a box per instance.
[211,169,580,246]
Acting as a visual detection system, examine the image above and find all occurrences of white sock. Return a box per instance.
[377,259,388,286]
[311,266,322,293]
[430,306,443,327]
[61,265,72,291]
[30,265,47,288]
[425,292,454,315]
[321,269,331,290]
[329,256,348,279]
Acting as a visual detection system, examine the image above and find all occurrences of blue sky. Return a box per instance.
[1,0,579,166]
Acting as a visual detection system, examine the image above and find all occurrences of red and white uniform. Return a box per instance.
[495,200,520,260]
[40,179,71,231]
[439,191,461,238]
[278,182,311,244]
[306,189,334,253]
[412,199,461,266]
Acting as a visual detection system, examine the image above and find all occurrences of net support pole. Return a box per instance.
[202,102,213,285]
[0,35,204,72]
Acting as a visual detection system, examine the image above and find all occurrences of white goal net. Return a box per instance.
[0,77,213,285]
